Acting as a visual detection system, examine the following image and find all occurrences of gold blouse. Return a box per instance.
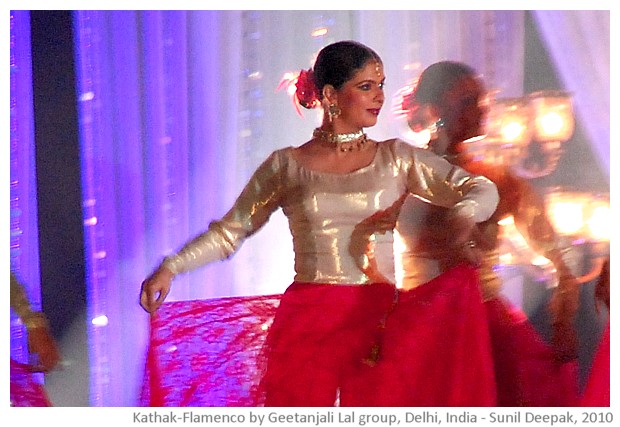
[161,139,499,285]
[398,158,572,299]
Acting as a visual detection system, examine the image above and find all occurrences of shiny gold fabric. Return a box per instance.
[162,139,499,285]
[398,157,571,299]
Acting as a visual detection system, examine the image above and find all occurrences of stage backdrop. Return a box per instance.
[10,10,610,406]
[9,10,43,369]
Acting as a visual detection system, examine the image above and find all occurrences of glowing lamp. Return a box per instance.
[528,90,575,143]
[461,89,576,179]
[545,190,610,284]
[489,97,533,148]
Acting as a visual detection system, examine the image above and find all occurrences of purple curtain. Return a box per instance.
[9,10,42,365]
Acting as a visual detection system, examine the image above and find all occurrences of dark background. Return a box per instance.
[31,10,84,345]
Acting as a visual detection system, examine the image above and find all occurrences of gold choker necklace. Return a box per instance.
[313,128,368,152]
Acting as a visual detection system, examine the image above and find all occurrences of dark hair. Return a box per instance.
[312,40,382,91]
[403,61,477,131]
[413,61,476,104]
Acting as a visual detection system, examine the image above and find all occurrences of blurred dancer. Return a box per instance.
[400,60,580,406]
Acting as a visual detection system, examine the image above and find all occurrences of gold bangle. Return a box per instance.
[22,312,49,330]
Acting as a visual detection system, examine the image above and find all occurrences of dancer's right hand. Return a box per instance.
[28,326,61,372]
[140,267,174,314]
[446,213,483,267]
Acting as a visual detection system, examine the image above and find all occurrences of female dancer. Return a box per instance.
[400,60,580,406]
[10,271,61,406]
[140,42,500,407]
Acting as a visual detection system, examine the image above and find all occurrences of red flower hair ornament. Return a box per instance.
[277,68,322,116]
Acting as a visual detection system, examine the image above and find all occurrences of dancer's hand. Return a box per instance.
[27,326,61,372]
[549,274,580,362]
[140,267,174,314]
[594,258,610,313]
[447,213,482,267]
[549,275,580,324]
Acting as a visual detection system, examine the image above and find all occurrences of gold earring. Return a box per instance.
[328,104,341,122]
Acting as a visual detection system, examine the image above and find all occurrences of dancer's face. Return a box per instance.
[439,75,488,144]
[333,60,386,132]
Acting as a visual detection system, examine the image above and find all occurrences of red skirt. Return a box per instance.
[10,359,52,407]
[141,264,497,406]
[580,321,610,406]
[485,297,579,407]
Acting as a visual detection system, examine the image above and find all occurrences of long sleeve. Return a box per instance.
[510,174,573,275]
[460,160,573,298]
[461,161,568,268]
[10,272,48,329]
[162,151,285,276]
[405,147,499,223]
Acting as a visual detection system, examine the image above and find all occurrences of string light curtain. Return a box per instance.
[69,10,607,406]
[9,10,42,366]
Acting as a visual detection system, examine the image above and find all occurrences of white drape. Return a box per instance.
[533,10,610,176]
